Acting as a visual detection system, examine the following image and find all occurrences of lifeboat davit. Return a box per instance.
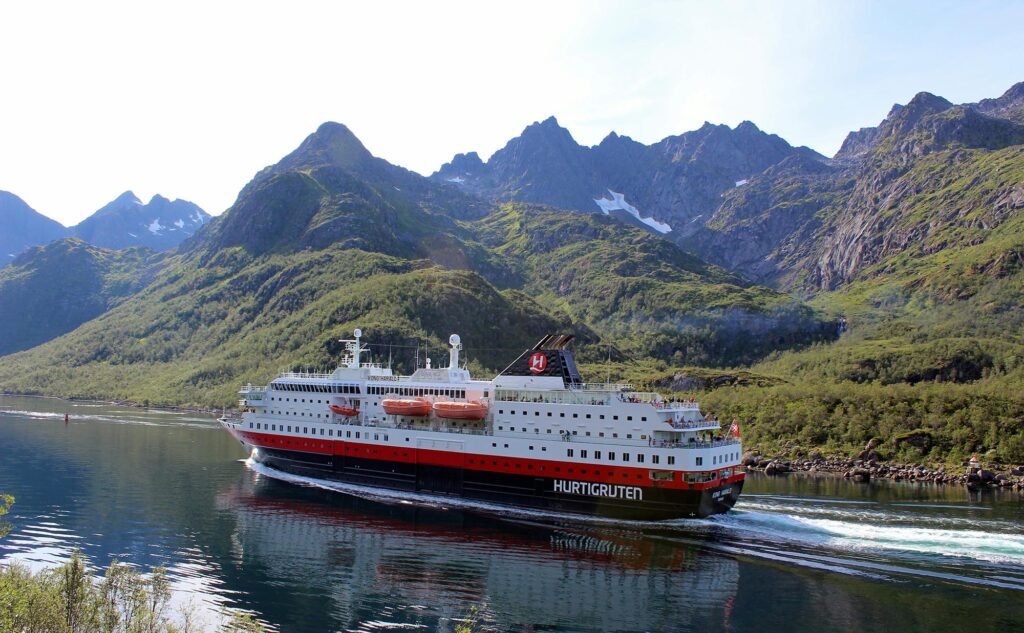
[329,404,359,417]
[432,400,488,420]
[382,398,431,417]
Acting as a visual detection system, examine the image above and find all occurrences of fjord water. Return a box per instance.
[1,396,1022,632]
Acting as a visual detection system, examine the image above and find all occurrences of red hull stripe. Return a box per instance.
[235,430,744,492]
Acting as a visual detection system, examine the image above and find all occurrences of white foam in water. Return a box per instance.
[711,510,1024,565]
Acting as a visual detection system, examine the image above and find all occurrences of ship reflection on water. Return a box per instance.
[215,473,740,631]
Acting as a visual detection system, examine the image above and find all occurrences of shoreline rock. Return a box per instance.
[742,451,1024,491]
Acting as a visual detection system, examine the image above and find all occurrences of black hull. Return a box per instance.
[254,445,743,520]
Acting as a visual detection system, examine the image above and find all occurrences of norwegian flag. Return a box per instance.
[728,420,740,438]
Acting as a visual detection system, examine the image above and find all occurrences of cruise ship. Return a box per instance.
[219,330,744,519]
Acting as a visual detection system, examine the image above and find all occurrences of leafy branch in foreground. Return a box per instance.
[0,544,268,633]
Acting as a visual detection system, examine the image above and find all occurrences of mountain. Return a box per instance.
[433,116,826,240]
[0,238,164,356]
[0,191,69,259]
[685,86,1024,293]
[0,122,833,405]
[71,191,211,251]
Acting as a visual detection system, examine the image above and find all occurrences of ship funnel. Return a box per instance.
[449,334,462,368]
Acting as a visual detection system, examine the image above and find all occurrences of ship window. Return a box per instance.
[492,443,497,447]
[521,428,526,432]
[696,457,702,466]
[320,429,324,436]
[329,430,333,437]
[627,434,632,439]
[613,433,618,438]
[287,426,292,432]
[355,432,360,438]
[600,415,605,420]
[535,428,539,433]
[585,414,591,419]
[346,431,351,438]
[581,450,587,458]
[585,432,591,437]
[534,411,539,416]
[498,426,503,430]
[510,410,515,415]
[499,410,503,414]
[613,416,618,421]
[573,413,578,418]
[572,430,578,435]
[640,435,647,440]
[594,451,601,459]
[555,467,561,472]
[546,429,552,433]
[567,449,574,457]
[248,422,252,428]
[504,444,509,448]
[599,432,604,437]
[374,434,379,440]
[529,446,534,450]
[668,456,675,465]
[623,453,629,462]
[546,412,551,417]
[637,454,645,463]
[641,417,646,422]
[484,390,488,397]
[542,447,547,451]
[627,416,632,421]
[560,413,565,418]
[609,452,615,461]
[652,455,660,464]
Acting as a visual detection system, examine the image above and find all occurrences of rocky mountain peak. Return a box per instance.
[278,121,374,171]
[973,81,1024,124]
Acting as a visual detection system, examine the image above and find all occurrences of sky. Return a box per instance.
[2,0,1023,226]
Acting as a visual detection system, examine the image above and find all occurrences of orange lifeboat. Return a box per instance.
[432,400,488,420]
[329,404,359,417]
[382,398,431,417]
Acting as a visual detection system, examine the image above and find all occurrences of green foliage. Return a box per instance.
[0,550,267,633]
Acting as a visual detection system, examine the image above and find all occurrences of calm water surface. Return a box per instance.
[1,395,1022,632]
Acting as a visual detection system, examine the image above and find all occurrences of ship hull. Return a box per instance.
[251,444,743,520]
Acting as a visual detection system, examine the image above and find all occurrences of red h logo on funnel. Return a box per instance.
[529,352,548,374]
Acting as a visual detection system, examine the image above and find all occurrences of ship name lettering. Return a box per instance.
[553,479,642,501]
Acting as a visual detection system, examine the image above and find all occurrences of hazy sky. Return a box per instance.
[2,0,1023,225]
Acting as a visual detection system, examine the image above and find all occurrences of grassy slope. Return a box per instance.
[0,239,163,356]
[0,247,590,407]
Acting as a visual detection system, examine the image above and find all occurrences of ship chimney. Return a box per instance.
[449,334,462,368]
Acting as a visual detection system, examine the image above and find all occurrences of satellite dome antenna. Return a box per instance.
[448,334,462,369]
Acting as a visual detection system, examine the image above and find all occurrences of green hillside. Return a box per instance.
[0,239,164,356]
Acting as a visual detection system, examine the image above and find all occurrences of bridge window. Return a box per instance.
[652,455,660,464]
[622,453,629,462]
[608,452,615,461]
[668,456,675,465]
[567,449,574,457]
[637,454,645,463]
[580,450,588,458]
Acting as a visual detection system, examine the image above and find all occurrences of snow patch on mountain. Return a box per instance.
[735,179,749,187]
[174,219,185,229]
[148,219,164,235]
[447,176,466,184]
[593,190,672,234]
